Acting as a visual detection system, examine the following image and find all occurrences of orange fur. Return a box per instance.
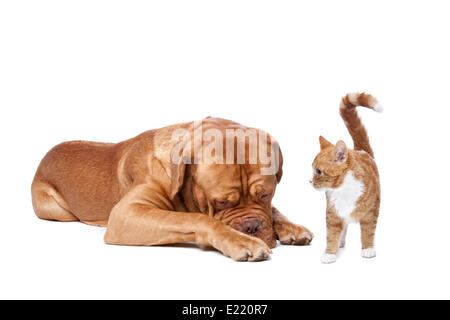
[312,93,382,263]
[32,117,313,261]
[340,92,382,157]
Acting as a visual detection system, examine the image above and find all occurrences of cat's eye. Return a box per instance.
[316,169,322,175]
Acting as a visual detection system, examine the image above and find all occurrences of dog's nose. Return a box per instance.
[241,219,262,235]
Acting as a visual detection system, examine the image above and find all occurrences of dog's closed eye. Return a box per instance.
[215,199,230,208]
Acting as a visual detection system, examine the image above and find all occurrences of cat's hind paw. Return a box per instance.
[321,253,337,264]
[361,248,376,259]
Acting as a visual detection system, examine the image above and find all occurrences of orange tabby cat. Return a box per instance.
[311,92,382,264]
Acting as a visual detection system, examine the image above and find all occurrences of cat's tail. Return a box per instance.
[339,92,382,158]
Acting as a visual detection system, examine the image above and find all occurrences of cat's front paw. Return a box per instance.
[321,253,337,264]
[361,248,376,259]
[275,222,314,246]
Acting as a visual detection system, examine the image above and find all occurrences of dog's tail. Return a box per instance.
[339,92,382,158]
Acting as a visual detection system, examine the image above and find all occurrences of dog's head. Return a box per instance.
[168,118,283,248]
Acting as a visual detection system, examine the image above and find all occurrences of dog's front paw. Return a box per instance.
[213,227,272,262]
[275,222,314,246]
[229,233,272,262]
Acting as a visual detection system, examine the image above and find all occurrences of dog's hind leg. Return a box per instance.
[31,180,79,222]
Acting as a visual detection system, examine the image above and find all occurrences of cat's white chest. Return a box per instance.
[326,171,365,223]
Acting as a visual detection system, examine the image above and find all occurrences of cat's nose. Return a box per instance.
[309,179,313,184]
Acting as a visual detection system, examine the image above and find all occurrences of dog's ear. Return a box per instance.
[169,128,192,200]
[169,158,187,200]
[276,146,283,183]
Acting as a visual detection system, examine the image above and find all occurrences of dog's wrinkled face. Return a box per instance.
[169,119,283,248]
[182,163,278,248]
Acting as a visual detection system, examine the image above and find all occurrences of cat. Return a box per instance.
[310,92,382,264]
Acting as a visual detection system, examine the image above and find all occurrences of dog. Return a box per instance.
[32,117,313,261]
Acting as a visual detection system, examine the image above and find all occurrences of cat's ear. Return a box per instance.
[334,140,348,163]
[319,136,333,150]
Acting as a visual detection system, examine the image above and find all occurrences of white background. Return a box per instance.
[1,0,449,299]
